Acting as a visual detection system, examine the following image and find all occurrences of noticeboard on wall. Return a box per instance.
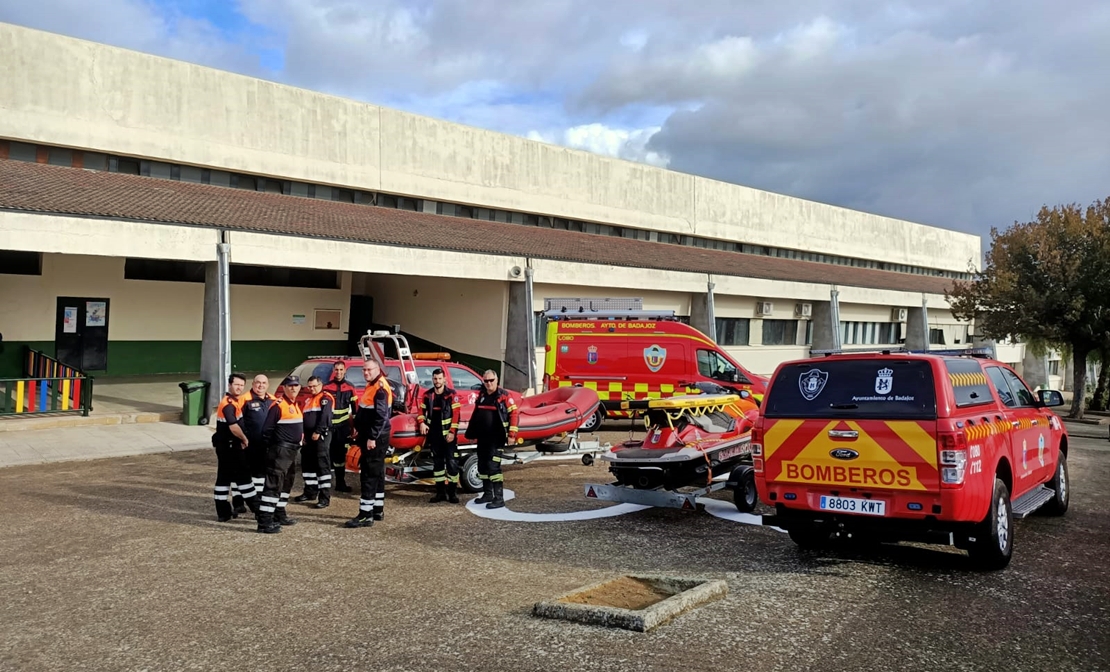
[314,309,342,330]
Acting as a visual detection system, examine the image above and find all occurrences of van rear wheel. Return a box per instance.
[579,407,604,433]
[1042,452,1069,516]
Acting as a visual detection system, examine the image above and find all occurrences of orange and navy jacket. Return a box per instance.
[465,387,520,443]
[418,386,461,441]
[239,391,276,442]
[214,392,245,442]
[355,375,393,444]
[323,376,357,426]
[262,393,304,446]
[301,390,335,437]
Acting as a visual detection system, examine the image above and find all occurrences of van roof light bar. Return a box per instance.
[543,309,677,321]
[809,346,994,359]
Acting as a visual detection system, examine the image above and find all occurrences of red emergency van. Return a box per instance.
[542,309,769,431]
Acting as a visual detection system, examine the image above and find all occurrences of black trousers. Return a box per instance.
[330,422,351,473]
[257,441,298,525]
[214,436,255,517]
[476,438,506,484]
[357,433,389,517]
[245,433,268,495]
[299,434,332,497]
[429,436,460,485]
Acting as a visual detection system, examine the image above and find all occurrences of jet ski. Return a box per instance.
[601,393,759,491]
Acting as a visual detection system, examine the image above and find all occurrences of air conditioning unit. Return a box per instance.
[756,301,774,317]
[892,308,908,322]
[794,302,813,318]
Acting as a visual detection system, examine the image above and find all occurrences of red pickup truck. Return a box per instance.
[754,349,1070,570]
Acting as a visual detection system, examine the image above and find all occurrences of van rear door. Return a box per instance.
[761,358,940,493]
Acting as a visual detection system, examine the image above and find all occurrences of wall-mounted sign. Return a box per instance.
[292,314,306,325]
[63,307,78,333]
[86,301,107,327]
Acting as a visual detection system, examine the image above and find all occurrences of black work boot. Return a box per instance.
[429,482,447,503]
[446,481,459,504]
[474,481,493,505]
[315,491,331,509]
[232,494,247,516]
[293,488,318,503]
[256,511,281,534]
[372,506,384,522]
[344,513,374,528]
[215,499,235,522]
[486,482,506,510]
[274,510,297,526]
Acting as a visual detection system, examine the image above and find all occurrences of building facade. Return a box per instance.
[3,22,1050,412]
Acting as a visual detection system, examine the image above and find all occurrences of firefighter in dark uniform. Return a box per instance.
[346,359,392,528]
[255,375,304,534]
[240,374,275,499]
[213,372,258,521]
[323,361,357,493]
[294,376,335,508]
[464,369,519,509]
[418,367,462,503]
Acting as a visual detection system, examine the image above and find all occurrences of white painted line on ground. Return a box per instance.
[465,488,650,522]
[700,497,786,532]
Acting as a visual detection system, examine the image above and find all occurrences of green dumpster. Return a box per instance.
[178,380,211,426]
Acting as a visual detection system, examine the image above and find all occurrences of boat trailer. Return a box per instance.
[583,465,757,512]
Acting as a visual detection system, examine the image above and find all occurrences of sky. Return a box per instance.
[2,0,1108,243]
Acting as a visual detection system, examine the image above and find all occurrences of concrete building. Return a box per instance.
[2,22,1038,414]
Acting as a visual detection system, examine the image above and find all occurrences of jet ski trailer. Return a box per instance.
[583,394,759,513]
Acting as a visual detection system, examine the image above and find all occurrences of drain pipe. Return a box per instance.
[706,277,717,343]
[524,261,536,392]
[217,233,232,387]
[830,286,842,351]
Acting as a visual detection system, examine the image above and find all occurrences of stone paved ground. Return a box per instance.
[0,426,1107,672]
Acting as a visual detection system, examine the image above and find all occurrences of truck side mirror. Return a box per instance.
[1037,389,1064,407]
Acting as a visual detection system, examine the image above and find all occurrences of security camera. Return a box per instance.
[509,266,523,278]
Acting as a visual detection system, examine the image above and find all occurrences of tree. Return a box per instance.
[947,198,1110,419]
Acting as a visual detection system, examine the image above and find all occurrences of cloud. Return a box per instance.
[2,0,1109,241]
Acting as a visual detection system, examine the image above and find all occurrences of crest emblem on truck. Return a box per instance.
[875,367,894,395]
[587,345,598,365]
[798,369,828,401]
[643,344,667,372]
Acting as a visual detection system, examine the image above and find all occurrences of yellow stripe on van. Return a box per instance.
[885,420,938,468]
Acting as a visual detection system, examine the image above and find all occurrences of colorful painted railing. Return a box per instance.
[26,347,84,380]
[0,377,93,417]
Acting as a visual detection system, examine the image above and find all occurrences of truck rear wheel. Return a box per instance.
[1042,451,1069,516]
[460,454,483,493]
[967,477,1013,571]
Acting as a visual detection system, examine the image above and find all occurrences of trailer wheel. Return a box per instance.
[582,454,594,466]
[460,454,483,493]
[579,407,605,432]
[733,468,758,513]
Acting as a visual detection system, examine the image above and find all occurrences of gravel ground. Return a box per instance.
[0,429,1107,672]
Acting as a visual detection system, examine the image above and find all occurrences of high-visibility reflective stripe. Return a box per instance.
[490,474,504,482]
[259,505,276,513]
[261,496,280,503]
[277,418,301,424]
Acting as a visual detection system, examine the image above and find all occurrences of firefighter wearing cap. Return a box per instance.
[418,367,462,504]
[240,374,276,498]
[294,376,335,507]
[346,359,392,528]
[255,375,304,534]
[212,372,258,521]
[464,369,519,509]
[323,361,357,493]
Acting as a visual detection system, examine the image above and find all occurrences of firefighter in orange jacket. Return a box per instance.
[418,367,462,503]
[255,375,304,534]
[213,372,258,521]
[345,360,392,528]
[464,369,519,509]
[293,376,335,508]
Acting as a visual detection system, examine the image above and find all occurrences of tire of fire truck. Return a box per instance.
[731,466,758,513]
[1042,451,1070,516]
[967,477,1013,571]
[787,522,833,550]
[579,406,605,433]
[460,454,483,493]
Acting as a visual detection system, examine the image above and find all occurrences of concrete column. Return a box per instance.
[199,261,222,418]
[504,280,531,392]
[689,281,717,342]
[810,301,837,351]
[905,307,929,351]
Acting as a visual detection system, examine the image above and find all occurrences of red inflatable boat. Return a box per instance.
[389,385,601,449]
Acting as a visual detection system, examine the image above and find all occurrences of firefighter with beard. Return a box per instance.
[464,370,519,509]
[418,367,462,504]
[345,359,392,528]
[323,361,357,493]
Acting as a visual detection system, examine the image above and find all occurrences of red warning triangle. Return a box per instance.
[681,498,694,510]
[586,486,597,498]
